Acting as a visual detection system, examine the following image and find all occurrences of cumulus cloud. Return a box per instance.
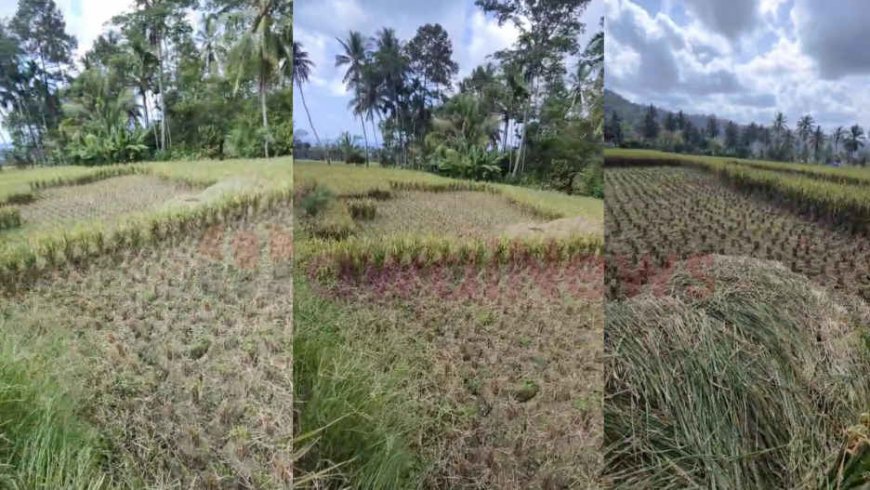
[606,0,744,97]
[682,0,760,39]
[792,0,870,78]
[607,0,870,132]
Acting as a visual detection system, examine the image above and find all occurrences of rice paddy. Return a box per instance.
[603,150,870,489]
[293,161,604,488]
[0,158,294,488]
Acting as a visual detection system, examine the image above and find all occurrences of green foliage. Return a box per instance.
[435,144,503,181]
[346,151,366,165]
[294,277,422,488]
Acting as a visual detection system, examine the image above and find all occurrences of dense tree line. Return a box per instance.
[294,0,602,196]
[606,102,867,166]
[0,0,293,166]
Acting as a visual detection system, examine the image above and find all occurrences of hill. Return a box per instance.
[604,89,740,134]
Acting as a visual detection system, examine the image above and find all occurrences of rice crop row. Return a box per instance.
[0,186,293,290]
[606,149,870,233]
[27,164,147,191]
[294,161,604,222]
[604,166,870,301]
[606,148,870,186]
[301,234,603,281]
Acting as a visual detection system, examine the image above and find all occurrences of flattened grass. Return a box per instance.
[604,255,870,489]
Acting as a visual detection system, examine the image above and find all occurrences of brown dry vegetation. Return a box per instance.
[295,176,604,489]
[0,207,295,488]
[323,262,603,488]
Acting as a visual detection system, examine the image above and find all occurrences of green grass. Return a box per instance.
[0,321,115,489]
[294,276,424,488]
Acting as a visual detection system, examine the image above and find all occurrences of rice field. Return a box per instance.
[0,158,295,488]
[603,150,870,489]
[294,161,604,488]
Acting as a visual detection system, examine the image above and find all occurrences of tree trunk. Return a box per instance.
[156,35,167,153]
[260,77,270,158]
[360,115,369,167]
[502,114,509,153]
[296,81,329,164]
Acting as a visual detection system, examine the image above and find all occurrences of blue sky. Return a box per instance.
[606,0,870,132]
[294,0,605,143]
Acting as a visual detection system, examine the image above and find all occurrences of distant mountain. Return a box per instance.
[604,89,741,134]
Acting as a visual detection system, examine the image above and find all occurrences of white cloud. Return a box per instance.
[57,0,134,62]
[464,10,519,77]
[606,0,870,132]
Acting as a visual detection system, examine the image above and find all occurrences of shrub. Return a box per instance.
[346,151,366,165]
[299,184,335,217]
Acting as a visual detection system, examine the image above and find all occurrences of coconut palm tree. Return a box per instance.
[197,13,224,76]
[228,0,282,158]
[832,126,845,159]
[292,41,329,163]
[797,114,814,162]
[844,124,865,163]
[810,125,824,163]
[372,28,408,165]
[335,30,370,164]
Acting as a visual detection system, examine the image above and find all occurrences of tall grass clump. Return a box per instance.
[605,255,870,489]
[346,199,377,220]
[294,278,423,488]
[0,327,110,489]
[0,207,21,231]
